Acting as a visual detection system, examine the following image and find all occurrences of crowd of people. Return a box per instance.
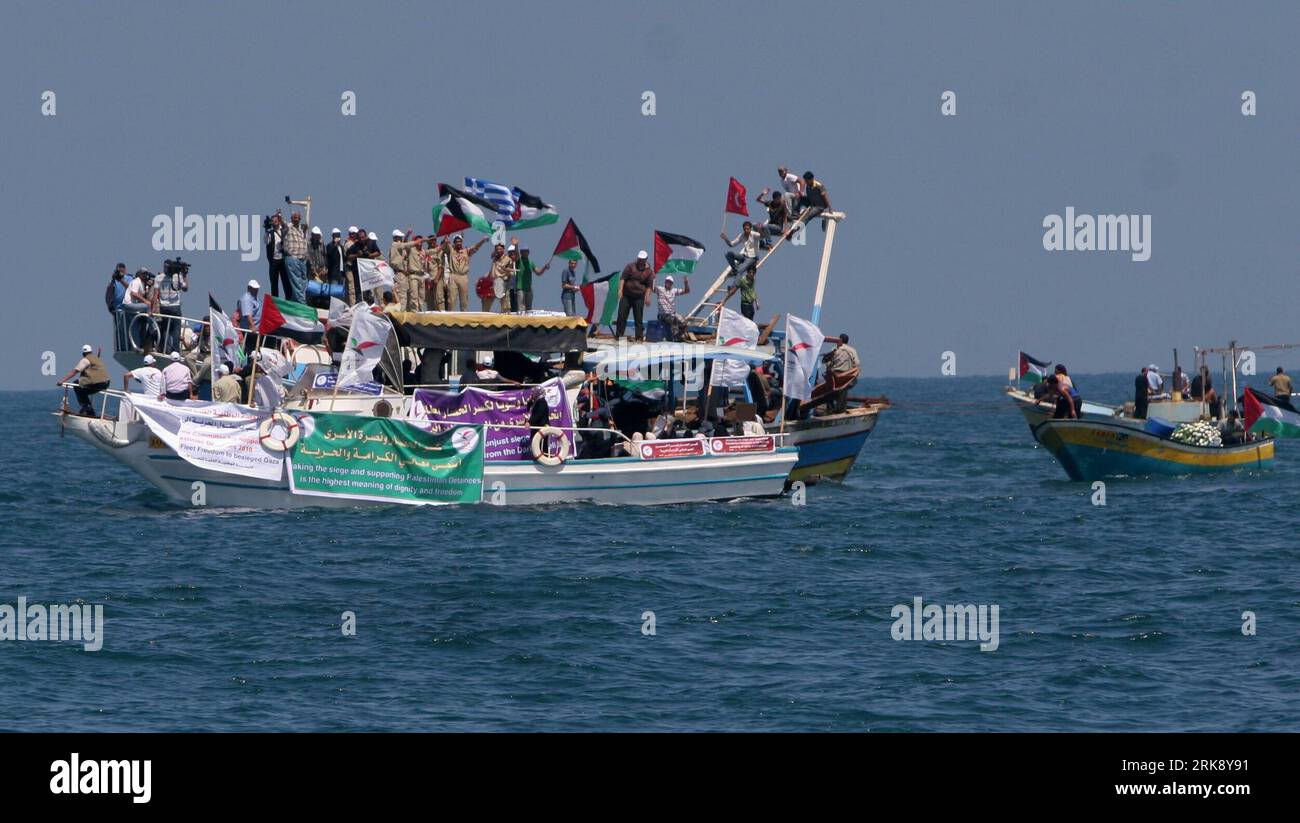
[73,168,844,417]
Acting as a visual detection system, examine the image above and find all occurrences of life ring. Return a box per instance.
[127,313,161,352]
[530,426,570,466]
[88,419,140,449]
[258,412,301,452]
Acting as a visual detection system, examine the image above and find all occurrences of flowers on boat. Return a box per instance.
[1170,420,1221,448]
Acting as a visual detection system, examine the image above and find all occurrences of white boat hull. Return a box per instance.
[59,413,796,508]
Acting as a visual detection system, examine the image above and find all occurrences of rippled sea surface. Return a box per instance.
[2,374,1297,731]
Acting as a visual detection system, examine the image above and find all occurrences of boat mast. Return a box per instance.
[809,212,843,326]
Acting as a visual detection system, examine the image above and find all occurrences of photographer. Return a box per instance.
[157,258,190,353]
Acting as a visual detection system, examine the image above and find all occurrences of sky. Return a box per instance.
[2,0,1298,389]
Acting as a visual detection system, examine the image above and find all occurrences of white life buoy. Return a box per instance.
[530,426,570,466]
[258,412,301,452]
[88,419,139,449]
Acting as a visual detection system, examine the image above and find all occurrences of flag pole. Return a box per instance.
[246,334,262,406]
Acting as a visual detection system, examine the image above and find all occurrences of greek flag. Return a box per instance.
[464,177,516,223]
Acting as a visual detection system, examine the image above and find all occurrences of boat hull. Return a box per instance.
[769,406,881,483]
[1027,417,1274,481]
[58,413,796,508]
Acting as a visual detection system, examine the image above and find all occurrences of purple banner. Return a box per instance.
[409,378,574,461]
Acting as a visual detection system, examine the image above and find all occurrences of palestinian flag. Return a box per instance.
[432,183,497,237]
[1019,351,1051,383]
[1243,386,1300,437]
[509,187,559,230]
[653,231,706,275]
[551,218,600,272]
[259,294,323,340]
[580,270,620,326]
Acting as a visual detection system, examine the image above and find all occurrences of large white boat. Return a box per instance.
[57,403,796,508]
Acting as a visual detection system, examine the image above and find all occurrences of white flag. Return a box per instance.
[337,305,391,388]
[209,306,245,372]
[782,314,823,401]
[710,307,759,388]
[327,297,354,329]
[357,258,396,293]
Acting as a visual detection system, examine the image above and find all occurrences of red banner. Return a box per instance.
[638,439,707,460]
[709,435,775,454]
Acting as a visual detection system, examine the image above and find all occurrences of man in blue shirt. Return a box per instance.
[237,279,262,353]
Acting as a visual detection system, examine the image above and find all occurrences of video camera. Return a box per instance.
[163,257,190,276]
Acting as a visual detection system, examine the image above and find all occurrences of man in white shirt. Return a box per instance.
[653,275,691,340]
[778,165,804,215]
[721,222,762,279]
[161,351,193,401]
[1146,364,1164,396]
[122,354,166,397]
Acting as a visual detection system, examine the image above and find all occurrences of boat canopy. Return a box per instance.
[389,311,590,352]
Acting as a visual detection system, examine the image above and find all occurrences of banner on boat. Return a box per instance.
[129,398,286,480]
[288,413,483,505]
[408,378,574,461]
[709,435,776,454]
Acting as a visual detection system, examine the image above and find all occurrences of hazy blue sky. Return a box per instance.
[3,1,1297,389]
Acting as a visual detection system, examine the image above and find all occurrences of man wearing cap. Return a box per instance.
[491,244,516,313]
[654,274,691,340]
[306,227,328,305]
[161,351,194,401]
[444,234,485,312]
[211,364,244,403]
[60,345,111,416]
[424,237,448,311]
[121,269,158,352]
[325,228,349,304]
[1146,364,1164,397]
[122,353,166,397]
[347,229,382,304]
[615,251,655,341]
[387,228,424,311]
[236,280,262,357]
[282,211,310,303]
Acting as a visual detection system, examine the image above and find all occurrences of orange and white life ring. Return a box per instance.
[530,426,570,466]
[258,412,300,452]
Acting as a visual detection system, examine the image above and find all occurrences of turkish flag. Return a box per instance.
[725,177,748,216]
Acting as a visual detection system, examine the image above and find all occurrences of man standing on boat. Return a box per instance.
[325,228,349,304]
[1133,366,1150,419]
[805,333,860,414]
[445,234,484,312]
[281,211,311,303]
[1146,364,1164,398]
[59,345,111,416]
[723,270,759,320]
[1268,366,1293,400]
[654,274,690,340]
[514,247,539,312]
[122,353,165,398]
[161,351,194,401]
[615,251,654,341]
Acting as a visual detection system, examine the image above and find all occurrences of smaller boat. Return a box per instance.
[1026,417,1273,480]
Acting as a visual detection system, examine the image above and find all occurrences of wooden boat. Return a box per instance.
[1018,414,1273,481]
